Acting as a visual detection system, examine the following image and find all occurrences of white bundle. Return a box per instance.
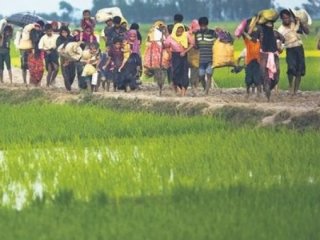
[95,7,123,23]
[293,9,312,26]
[58,42,83,61]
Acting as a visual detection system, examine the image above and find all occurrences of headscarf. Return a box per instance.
[153,21,166,29]
[189,19,200,34]
[121,18,128,27]
[126,29,140,54]
[171,23,188,49]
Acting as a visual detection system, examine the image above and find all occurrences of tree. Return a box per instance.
[302,0,320,17]
[92,0,113,15]
[90,0,274,22]
[59,1,74,22]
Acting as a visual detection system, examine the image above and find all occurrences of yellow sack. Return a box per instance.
[213,40,235,68]
[188,48,199,68]
[257,9,279,24]
[82,64,97,77]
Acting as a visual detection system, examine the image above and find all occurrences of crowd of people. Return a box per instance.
[0,8,318,100]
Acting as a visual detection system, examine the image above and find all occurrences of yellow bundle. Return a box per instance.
[82,64,97,77]
[213,40,235,68]
[187,48,199,68]
[257,9,279,24]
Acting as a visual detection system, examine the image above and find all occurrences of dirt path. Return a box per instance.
[1,68,320,128]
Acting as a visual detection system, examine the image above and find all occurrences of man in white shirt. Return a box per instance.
[278,9,309,95]
[39,24,59,87]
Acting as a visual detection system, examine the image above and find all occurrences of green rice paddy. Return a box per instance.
[0,97,319,239]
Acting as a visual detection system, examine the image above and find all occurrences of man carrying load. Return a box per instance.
[278,9,310,96]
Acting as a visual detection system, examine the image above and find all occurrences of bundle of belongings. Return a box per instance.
[95,7,124,23]
[291,9,312,26]
[81,49,97,77]
[144,21,171,73]
[17,23,37,50]
[57,42,83,61]
[213,30,235,68]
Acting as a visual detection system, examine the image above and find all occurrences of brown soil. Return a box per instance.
[1,68,320,130]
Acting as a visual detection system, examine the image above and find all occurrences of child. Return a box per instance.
[118,38,131,72]
[242,27,262,97]
[81,10,96,31]
[72,29,81,42]
[0,25,13,84]
[104,38,124,91]
[98,47,114,91]
[130,23,142,42]
[38,24,59,87]
[82,43,100,92]
[81,27,97,45]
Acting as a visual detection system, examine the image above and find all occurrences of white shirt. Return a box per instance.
[38,34,58,51]
[278,22,303,49]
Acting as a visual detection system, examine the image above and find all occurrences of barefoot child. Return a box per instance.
[82,43,100,92]
[38,24,59,87]
[98,47,114,91]
[81,10,96,31]
[104,38,124,91]
[118,38,131,72]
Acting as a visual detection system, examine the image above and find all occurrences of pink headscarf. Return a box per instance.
[188,19,200,45]
[126,29,140,54]
[189,19,200,34]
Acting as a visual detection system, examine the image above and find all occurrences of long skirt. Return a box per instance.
[28,53,44,85]
[260,52,279,91]
[118,53,141,90]
[172,52,189,89]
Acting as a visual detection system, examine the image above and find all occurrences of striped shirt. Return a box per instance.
[195,29,217,64]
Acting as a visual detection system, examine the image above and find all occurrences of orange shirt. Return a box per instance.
[244,38,260,65]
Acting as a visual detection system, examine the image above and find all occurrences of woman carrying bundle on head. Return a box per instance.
[164,23,193,97]
[257,19,285,101]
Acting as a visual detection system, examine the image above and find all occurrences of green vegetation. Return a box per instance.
[0,98,319,239]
